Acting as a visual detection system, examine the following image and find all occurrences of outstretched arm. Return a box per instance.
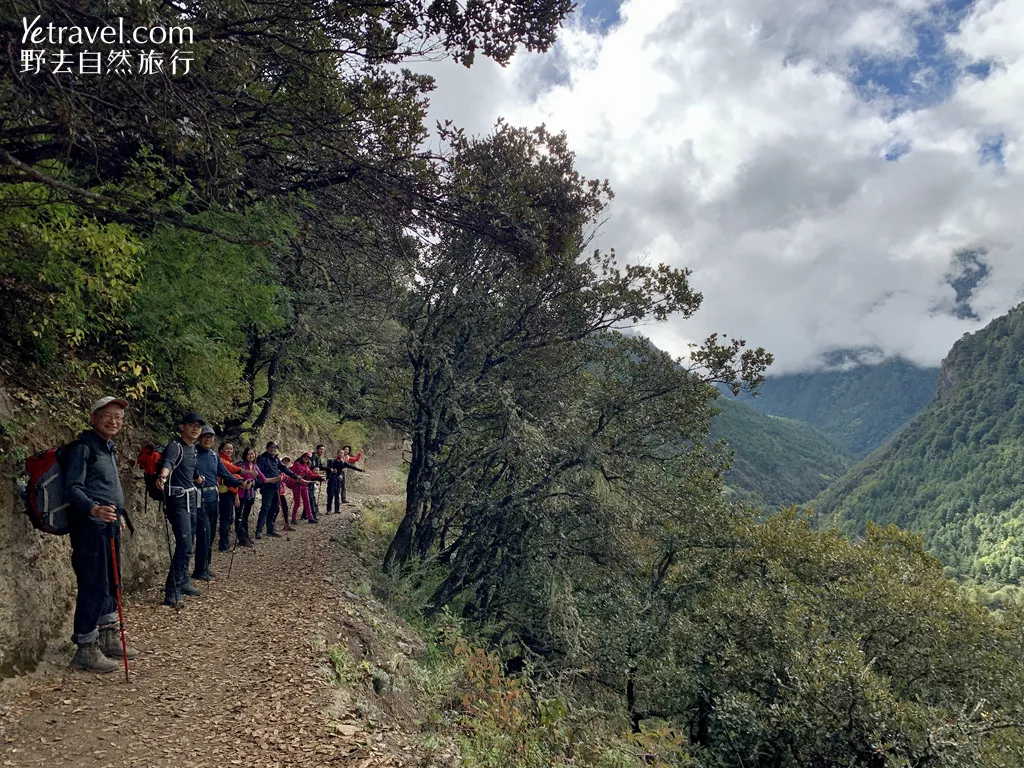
[216,458,244,487]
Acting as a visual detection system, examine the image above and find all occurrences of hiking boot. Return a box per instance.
[99,624,138,660]
[70,642,118,674]
[255,533,263,540]
[192,572,212,582]
[163,595,184,608]
[182,584,201,597]
[218,545,231,552]
[266,531,281,538]
[243,539,255,549]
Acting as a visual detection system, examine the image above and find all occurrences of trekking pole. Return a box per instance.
[108,531,130,683]
[161,499,174,567]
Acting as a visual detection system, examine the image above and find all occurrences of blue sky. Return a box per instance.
[577,0,982,115]
[577,0,624,31]
[421,0,1024,372]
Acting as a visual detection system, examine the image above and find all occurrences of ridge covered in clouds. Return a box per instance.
[415,0,1024,373]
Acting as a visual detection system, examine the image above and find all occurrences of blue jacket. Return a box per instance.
[196,447,243,497]
[256,452,299,484]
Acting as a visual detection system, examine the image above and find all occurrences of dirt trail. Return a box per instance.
[0,462,419,768]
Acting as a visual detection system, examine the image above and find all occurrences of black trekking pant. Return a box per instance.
[309,482,320,521]
[70,517,119,645]
[164,491,197,600]
[326,476,341,514]
[256,484,279,536]
[193,491,218,578]
[236,496,255,544]
[218,492,235,550]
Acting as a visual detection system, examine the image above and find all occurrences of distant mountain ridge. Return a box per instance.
[814,302,1024,582]
[734,356,939,458]
[709,396,854,509]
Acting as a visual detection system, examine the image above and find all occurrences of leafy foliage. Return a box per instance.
[816,302,1024,583]
[1,0,573,220]
[0,181,156,398]
[709,396,854,509]
[1,0,575,430]
[128,212,289,422]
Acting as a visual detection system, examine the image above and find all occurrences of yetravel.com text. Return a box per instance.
[21,16,194,47]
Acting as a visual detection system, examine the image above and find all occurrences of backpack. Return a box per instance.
[19,441,84,535]
[136,441,166,502]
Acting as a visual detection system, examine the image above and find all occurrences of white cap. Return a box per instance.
[90,396,129,414]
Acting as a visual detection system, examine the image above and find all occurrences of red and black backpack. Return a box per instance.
[136,441,167,501]
[19,441,85,535]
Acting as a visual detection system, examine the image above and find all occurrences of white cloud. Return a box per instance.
[418,0,1024,373]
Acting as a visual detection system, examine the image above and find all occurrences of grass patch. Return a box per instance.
[352,498,403,560]
[327,644,360,687]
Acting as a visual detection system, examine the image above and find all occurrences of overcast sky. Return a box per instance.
[416,0,1023,373]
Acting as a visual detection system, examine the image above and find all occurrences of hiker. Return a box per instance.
[279,456,298,530]
[325,448,355,515]
[63,396,137,673]
[335,445,364,506]
[218,442,258,551]
[235,447,264,547]
[154,413,204,607]
[308,444,327,520]
[254,441,301,539]
[326,446,364,514]
[193,426,245,581]
[289,453,321,524]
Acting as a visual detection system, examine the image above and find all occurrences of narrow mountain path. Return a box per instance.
[0,477,418,768]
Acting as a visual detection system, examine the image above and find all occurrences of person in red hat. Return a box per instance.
[63,396,137,673]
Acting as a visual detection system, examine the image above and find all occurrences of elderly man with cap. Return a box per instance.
[63,395,137,673]
[193,424,245,581]
[154,412,204,607]
[254,441,302,539]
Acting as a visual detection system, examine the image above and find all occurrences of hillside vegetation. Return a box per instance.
[815,303,1024,583]
[738,356,939,457]
[709,396,854,508]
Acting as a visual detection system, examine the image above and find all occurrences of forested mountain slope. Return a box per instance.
[815,302,1024,582]
[738,356,939,457]
[709,396,854,508]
